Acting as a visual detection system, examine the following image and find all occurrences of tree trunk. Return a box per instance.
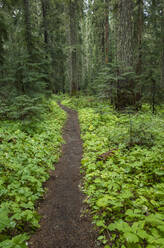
[105,0,109,64]
[116,0,134,71]
[161,3,164,88]
[135,0,143,107]
[136,0,143,75]
[69,0,78,96]
[41,0,49,47]
[101,22,105,63]
[23,0,33,58]
[115,0,135,110]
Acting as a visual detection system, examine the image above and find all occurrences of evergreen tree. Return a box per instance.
[160,1,164,88]
[0,0,163,114]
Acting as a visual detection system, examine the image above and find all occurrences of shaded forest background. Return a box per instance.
[0,0,163,117]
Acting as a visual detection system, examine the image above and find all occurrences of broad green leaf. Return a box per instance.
[123,232,139,243]
[108,220,131,232]
[96,196,109,208]
[157,225,164,232]
[95,220,105,227]
[137,230,149,239]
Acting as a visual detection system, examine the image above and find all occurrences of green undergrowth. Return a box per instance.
[61,96,164,248]
[55,94,101,109]
[0,100,66,248]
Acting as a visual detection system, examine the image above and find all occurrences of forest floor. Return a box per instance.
[28,104,100,248]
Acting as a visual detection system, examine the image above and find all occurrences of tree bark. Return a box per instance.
[134,0,143,107]
[105,0,109,64]
[161,3,164,88]
[41,0,49,47]
[136,0,143,75]
[116,0,134,71]
[23,0,33,58]
[115,0,135,109]
[69,0,78,96]
[101,21,105,62]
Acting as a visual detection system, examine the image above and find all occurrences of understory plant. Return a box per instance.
[0,100,66,248]
[62,96,164,248]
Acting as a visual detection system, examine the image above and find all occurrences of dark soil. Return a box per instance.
[28,104,100,248]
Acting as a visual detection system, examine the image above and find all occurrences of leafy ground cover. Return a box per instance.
[0,100,66,248]
[61,95,164,248]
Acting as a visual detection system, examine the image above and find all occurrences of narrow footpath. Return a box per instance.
[29,104,99,248]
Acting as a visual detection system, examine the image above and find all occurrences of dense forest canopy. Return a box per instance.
[0,0,163,116]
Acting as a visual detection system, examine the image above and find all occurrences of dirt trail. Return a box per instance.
[29,104,99,248]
